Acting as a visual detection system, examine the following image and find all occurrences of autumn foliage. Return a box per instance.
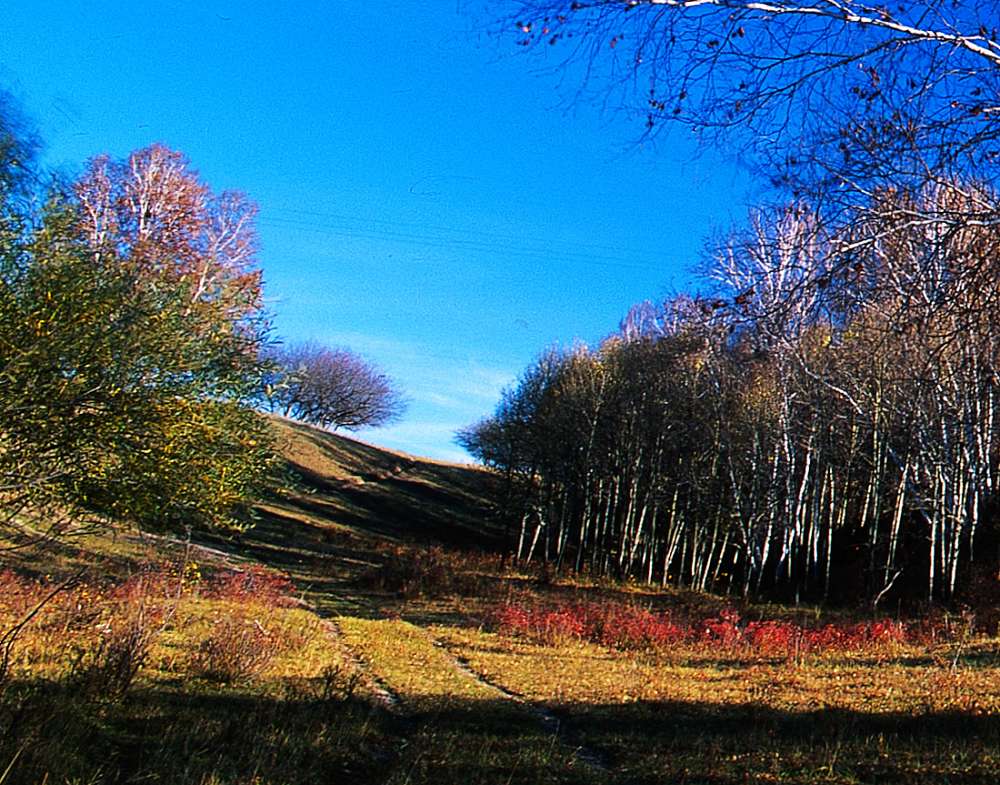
[465,191,1000,606]
[0,562,300,691]
[74,143,263,326]
[477,1,1000,609]
[492,599,916,657]
[0,112,274,535]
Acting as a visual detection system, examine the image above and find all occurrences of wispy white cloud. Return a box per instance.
[416,391,465,409]
[447,363,515,403]
[311,330,422,360]
[365,421,473,464]
[286,329,515,461]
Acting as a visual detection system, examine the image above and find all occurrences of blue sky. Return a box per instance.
[1,1,747,462]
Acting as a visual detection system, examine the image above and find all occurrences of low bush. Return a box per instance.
[77,602,159,699]
[188,611,286,683]
[0,560,301,693]
[492,598,917,658]
[364,544,500,598]
[68,569,179,699]
[493,600,686,650]
[203,564,298,607]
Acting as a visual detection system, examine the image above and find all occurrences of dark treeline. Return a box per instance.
[461,187,1000,606]
[477,0,1000,607]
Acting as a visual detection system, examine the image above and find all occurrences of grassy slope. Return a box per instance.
[5,418,1000,785]
[2,418,500,584]
[1,420,580,785]
[208,417,506,613]
[265,417,502,548]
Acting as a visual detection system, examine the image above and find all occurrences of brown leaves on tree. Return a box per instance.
[74,143,263,327]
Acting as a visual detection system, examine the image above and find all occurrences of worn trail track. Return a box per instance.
[422,629,612,774]
[328,592,613,777]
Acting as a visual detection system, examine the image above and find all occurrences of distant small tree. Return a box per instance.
[267,342,405,431]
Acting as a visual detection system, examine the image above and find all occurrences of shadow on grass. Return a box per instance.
[272,418,502,545]
[183,419,505,597]
[4,675,1000,785]
[0,680,598,785]
[0,679,396,785]
[277,459,503,550]
[558,697,1000,785]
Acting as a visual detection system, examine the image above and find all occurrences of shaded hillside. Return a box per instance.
[266,418,501,547]
[1,417,502,605]
[173,418,506,597]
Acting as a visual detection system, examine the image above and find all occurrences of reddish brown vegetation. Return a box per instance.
[366,544,505,598]
[490,599,943,657]
[0,562,300,693]
[202,564,298,607]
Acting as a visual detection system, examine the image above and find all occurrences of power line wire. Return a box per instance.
[259,210,670,272]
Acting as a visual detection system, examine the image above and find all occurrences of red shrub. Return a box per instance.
[492,600,686,650]
[745,620,799,656]
[591,604,687,650]
[701,609,744,649]
[493,602,587,645]
[491,597,924,658]
[204,566,296,607]
[539,606,588,644]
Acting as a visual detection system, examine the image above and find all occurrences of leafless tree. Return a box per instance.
[500,1,1000,318]
[266,342,406,431]
[502,2,998,177]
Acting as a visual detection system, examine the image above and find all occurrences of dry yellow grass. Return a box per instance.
[433,624,1000,714]
[5,419,1000,784]
[338,617,496,706]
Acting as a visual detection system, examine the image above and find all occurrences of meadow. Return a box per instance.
[2,420,998,784]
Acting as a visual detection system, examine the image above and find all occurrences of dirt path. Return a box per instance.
[130,486,611,777]
[421,630,612,773]
[320,617,403,712]
[332,602,613,777]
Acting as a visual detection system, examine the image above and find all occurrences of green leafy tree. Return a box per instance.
[0,121,274,538]
[2,206,273,535]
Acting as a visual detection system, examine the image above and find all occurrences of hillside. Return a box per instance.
[201,417,505,609]
[1,417,501,591]
[266,417,501,549]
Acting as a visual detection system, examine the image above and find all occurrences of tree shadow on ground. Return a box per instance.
[5,671,1000,784]
[0,681,596,785]
[557,697,1000,784]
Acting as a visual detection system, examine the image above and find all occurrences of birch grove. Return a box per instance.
[462,187,1000,604]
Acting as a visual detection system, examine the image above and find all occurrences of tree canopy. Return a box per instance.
[266,341,405,431]
[503,1,1000,188]
[0,107,275,539]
